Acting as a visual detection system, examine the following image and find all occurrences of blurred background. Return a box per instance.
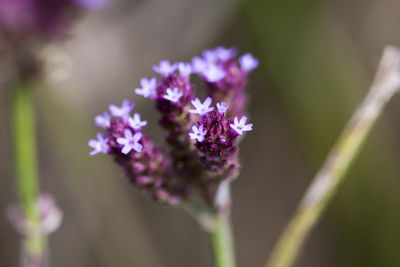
[1,0,400,266]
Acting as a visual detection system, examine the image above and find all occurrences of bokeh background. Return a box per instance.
[1,0,400,266]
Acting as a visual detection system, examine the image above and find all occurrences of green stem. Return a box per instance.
[212,213,235,267]
[265,46,400,267]
[12,81,47,266]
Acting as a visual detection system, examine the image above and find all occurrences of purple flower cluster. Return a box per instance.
[90,47,257,207]
[0,0,109,40]
[192,47,258,116]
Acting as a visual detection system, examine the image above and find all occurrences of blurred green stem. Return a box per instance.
[212,213,235,267]
[211,181,235,267]
[265,46,400,267]
[13,81,47,266]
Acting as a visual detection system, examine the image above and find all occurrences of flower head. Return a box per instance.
[95,112,110,128]
[109,99,135,118]
[230,116,253,135]
[153,60,177,76]
[128,113,147,130]
[163,87,183,103]
[116,129,143,154]
[189,125,207,142]
[88,133,109,155]
[216,102,228,114]
[135,77,157,98]
[189,97,215,116]
[239,53,259,72]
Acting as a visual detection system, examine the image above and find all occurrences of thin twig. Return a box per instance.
[265,46,400,267]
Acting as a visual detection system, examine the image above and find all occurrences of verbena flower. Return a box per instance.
[128,113,147,130]
[230,116,253,135]
[117,129,143,154]
[90,47,257,207]
[189,97,215,116]
[135,77,157,98]
[88,133,109,155]
[109,99,135,118]
[163,87,183,103]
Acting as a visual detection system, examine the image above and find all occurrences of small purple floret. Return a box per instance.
[153,60,177,76]
[189,125,207,142]
[116,129,143,154]
[135,77,157,98]
[88,133,109,155]
[216,102,228,114]
[189,97,215,116]
[230,116,253,135]
[202,63,226,82]
[163,87,183,103]
[128,113,147,130]
[109,99,135,118]
[239,53,259,72]
[95,112,110,128]
[178,62,192,77]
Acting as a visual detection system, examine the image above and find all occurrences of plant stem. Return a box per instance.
[212,213,235,267]
[13,81,47,267]
[212,181,235,267]
[265,46,400,267]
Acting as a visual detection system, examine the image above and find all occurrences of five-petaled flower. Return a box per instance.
[163,87,183,103]
[128,113,147,130]
[202,63,226,82]
[88,133,109,155]
[135,77,157,98]
[109,99,135,118]
[117,129,143,154]
[230,116,253,135]
[239,53,259,72]
[189,125,207,142]
[95,112,110,128]
[189,97,215,115]
[216,102,228,114]
[153,60,177,76]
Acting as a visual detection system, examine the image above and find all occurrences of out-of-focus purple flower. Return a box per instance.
[189,125,207,142]
[191,56,208,73]
[215,47,237,61]
[128,113,147,130]
[189,97,215,116]
[8,194,62,236]
[239,53,259,72]
[217,102,228,114]
[95,112,111,128]
[117,129,143,154]
[230,116,253,135]
[135,77,157,98]
[163,87,183,103]
[109,99,135,118]
[74,0,110,10]
[153,60,177,76]
[178,62,192,77]
[88,133,109,155]
[202,63,226,82]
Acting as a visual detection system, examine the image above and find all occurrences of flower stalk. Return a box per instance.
[265,46,400,267]
[12,81,47,267]
[212,181,235,267]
